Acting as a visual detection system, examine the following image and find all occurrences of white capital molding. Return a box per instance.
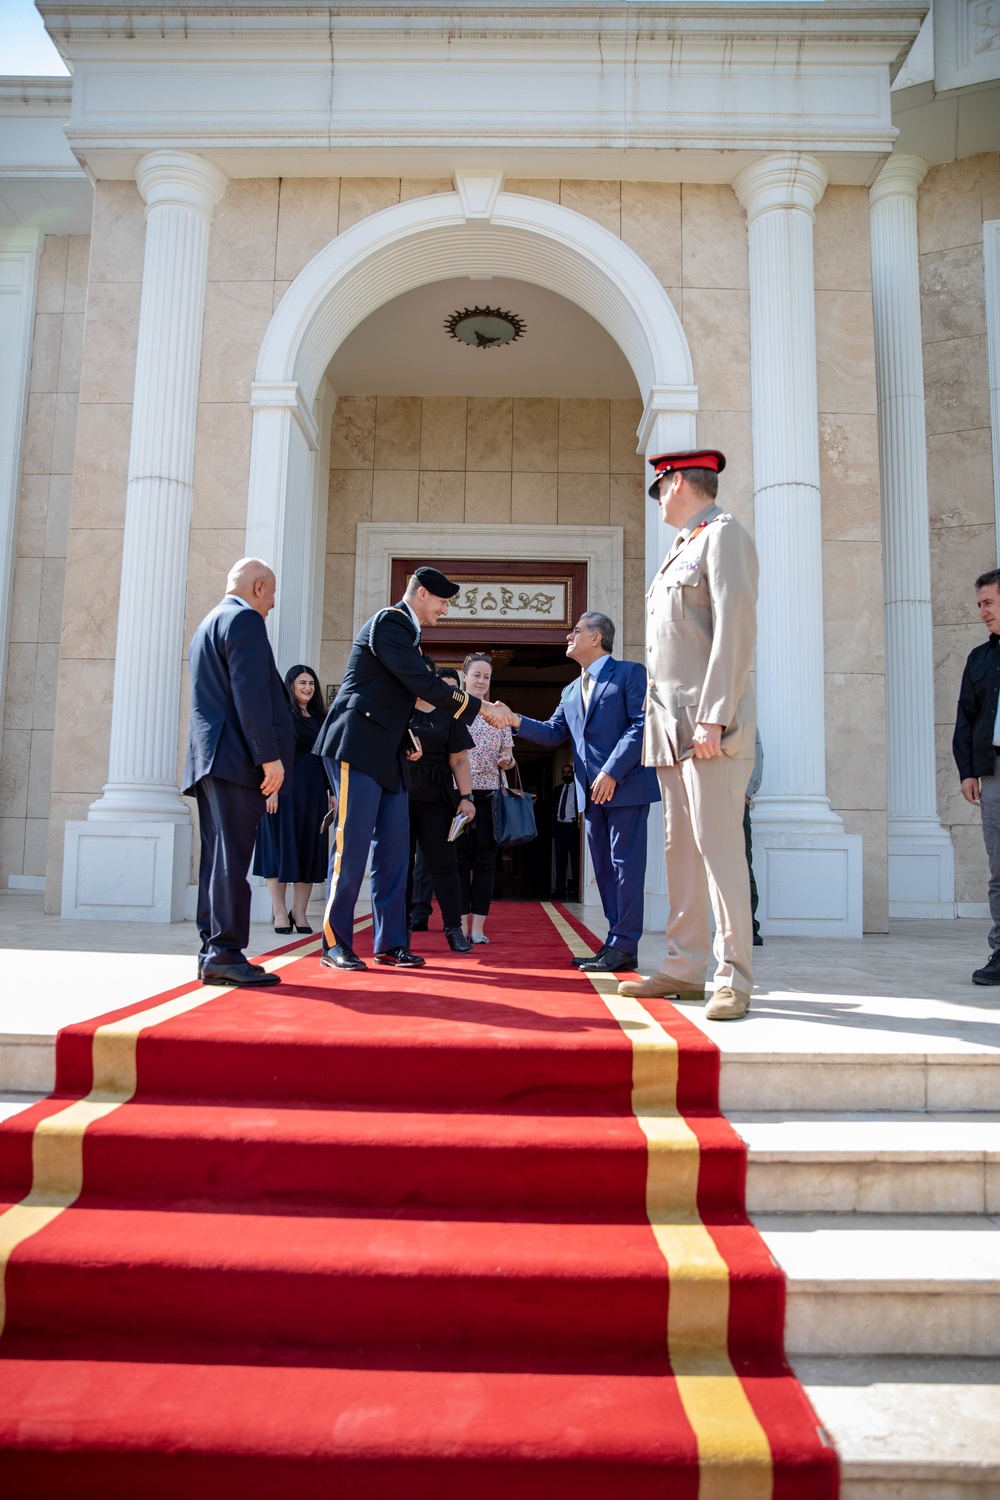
[985,221,1000,566]
[135,149,229,219]
[454,170,505,221]
[869,152,928,206]
[637,385,701,453]
[733,152,829,224]
[250,380,320,453]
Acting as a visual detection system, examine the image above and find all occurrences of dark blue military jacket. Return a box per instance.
[314,603,480,792]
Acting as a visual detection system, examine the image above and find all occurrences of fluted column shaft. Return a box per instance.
[870,156,939,830]
[90,151,228,821]
[734,153,841,828]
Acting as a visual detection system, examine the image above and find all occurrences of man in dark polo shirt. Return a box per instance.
[953,567,1000,984]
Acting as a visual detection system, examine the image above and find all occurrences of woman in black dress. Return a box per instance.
[254,664,332,934]
[408,670,477,955]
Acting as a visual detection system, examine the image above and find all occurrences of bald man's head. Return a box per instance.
[226,557,276,617]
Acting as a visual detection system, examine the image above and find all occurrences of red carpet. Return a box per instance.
[0,901,837,1497]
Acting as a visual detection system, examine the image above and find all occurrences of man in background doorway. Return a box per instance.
[500,611,660,973]
[553,763,580,901]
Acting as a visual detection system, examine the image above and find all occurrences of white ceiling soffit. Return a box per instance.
[326,275,640,399]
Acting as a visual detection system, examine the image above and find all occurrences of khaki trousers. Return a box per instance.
[656,755,753,996]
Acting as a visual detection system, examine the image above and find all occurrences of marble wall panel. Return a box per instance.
[26,732,53,820]
[919,157,985,254]
[60,530,123,660]
[38,558,66,643]
[824,671,887,817]
[330,395,376,470]
[0,731,30,818]
[935,719,978,831]
[920,243,987,345]
[559,180,621,236]
[33,644,59,733]
[823,540,885,675]
[420,397,467,471]
[934,622,982,727]
[64,237,91,314]
[622,558,646,658]
[0,818,25,885]
[841,807,888,933]
[981,152,1000,219]
[819,413,881,543]
[57,312,85,395]
[69,404,131,530]
[88,180,146,284]
[504,179,560,203]
[274,178,341,283]
[696,411,754,532]
[927,428,996,530]
[467,397,513,472]
[29,313,63,395]
[609,399,644,475]
[198,281,274,404]
[418,471,466,524]
[208,178,279,283]
[35,235,68,314]
[930,523,996,627]
[23,817,48,878]
[77,280,142,406]
[620,182,681,289]
[374,396,421,470]
[557,473,610,526]
[610,473,645,559]
[21,393,55,476]
[322,552,358,642]
[512,398,558,472]
[17,474,49,559]
[44,474,73,558]
[681,184,748,291]
[338,178,401,233]
[372,468,418,521]
[813,187,872,292]
[511,472,558,526]
[464,471,512,524]
[192,403,253,531]
[399,178,454,201]
[49,656,114,796]
[10,557,41,643]
[329,469,374,535]
[558,399,609,472]
[50,394,79,477]
[182,529,246,648]
[816,290,877,416]
[682,289,751,411]
[3,643,36,733]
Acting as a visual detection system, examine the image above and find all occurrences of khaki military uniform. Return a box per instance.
[643,503,759,997]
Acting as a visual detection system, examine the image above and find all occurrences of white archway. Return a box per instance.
[244,175,698,669]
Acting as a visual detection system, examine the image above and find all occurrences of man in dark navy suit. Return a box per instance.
[502,612,660,973]
[314,566,512,972]
[184,558,294,987]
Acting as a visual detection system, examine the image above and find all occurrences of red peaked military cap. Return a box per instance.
[647,448,726,499]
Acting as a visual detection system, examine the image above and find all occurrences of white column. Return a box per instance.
[63,151,228,921]
[871,155,955,917]
[734,153,863,937]
[0,228,42,800]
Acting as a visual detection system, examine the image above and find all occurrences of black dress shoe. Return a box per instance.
[753,932,764,947]
[572,945,608,968]
[201,962,281,987]
[972,950,1000,985]
[373,947,426,967]
[409,918,429,932]
[578,949,638,973]
[445,927,474,954]
[321,944,367,971]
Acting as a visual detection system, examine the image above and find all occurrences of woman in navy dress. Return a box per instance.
[253,665,332,933]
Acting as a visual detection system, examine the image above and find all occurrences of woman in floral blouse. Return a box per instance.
[456,652,514,943]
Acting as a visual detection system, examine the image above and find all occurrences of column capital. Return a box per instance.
[869,153,929,207]
[733,152,828,224]
[135,149,229,220]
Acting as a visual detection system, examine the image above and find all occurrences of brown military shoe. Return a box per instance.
[704,986,751,1021]
[617,974,706,1001]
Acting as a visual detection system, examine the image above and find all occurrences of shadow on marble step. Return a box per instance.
[798,1355,1000,1500]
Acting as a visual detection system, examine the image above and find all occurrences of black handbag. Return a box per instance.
[491,761,538,847]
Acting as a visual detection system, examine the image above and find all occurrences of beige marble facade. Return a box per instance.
[923,154,1000,908]
[6,174,902,929]
[323,394,646,692]
[1,232,88,892]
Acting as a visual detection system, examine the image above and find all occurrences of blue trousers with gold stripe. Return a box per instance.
[321,759,409,955]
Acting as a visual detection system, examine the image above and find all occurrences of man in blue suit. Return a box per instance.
[184,558,294,987]
[504,612,659,972]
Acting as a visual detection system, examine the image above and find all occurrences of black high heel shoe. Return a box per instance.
[272,913,293,935]
[290,915,313,934]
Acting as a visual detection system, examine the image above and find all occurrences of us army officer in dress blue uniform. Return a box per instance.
[313,566,512,972]
[503,612,660,973]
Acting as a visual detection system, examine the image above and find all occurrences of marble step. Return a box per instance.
[759,1214,1000,1357]
[736,1111,1000,1214]
[798,1356,1000,1499]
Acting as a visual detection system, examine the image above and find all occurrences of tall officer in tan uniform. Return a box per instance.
[619,449,758,1021]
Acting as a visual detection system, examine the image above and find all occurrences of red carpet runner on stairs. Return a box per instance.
[0,901,837,1498]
